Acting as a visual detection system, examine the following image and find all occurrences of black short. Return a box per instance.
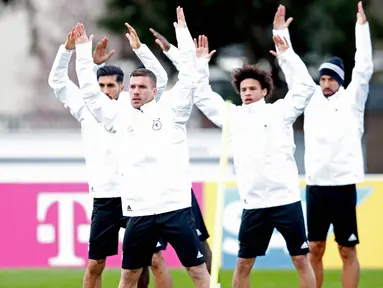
[122,207,205,270]
[238,201,309,258]
[191,189,210,242]
[306,184,359,247]
[155,189,209,253]
[88,197,127,260]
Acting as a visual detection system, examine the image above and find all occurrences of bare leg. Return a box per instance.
[137,267,149,288]
[291,254,316,288]
[232,257,255,288]
[118,268,143,288]
[83,259,106,288]
[309,241,326,288]
[186,263,210,288]
[339,245,359,288]
[151,251,173,288]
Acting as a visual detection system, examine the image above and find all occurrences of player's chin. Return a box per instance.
[131,102,141,109]
[322,90,335,97]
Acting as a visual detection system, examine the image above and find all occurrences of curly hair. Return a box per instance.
[232,64,274,98]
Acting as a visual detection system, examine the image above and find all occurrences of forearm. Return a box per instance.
[172,27,197,88]
[353,22,373,82]
[272,28,295,88]
[76,41,120,129]
[194,81,228,128]
[163,44,183,71]
[48,45,73,91]
[279,49,316,115]
[133,44,168,92]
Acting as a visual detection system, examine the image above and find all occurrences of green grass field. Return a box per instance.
[0,269,382,288]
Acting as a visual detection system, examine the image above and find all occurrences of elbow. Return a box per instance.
[48,77,65,92]
[161,73,169,84]
[306,85,316,101]
[81,86,102,101]
[365,65,374,80]
[48,74,57,89]
[308,83,316,96]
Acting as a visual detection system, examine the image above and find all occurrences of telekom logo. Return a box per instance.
[36,193,93,267]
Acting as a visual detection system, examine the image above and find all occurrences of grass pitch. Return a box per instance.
[0,269,382,287]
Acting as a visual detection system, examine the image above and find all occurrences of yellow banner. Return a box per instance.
[203,178,383,269]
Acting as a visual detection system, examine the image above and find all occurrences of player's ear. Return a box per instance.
[262,88,267,98]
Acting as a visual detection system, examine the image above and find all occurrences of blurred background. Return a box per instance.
[0,0,383,287]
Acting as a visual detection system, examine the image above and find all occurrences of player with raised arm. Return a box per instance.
[48,23,169,288]
[273,3,373,287]
[74,6,210,288]
[149,23,215,278]
[190,33,317,287]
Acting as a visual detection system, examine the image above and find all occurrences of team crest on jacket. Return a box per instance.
[152,119,162,131]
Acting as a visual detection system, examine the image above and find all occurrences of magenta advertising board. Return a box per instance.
[0,182,204,268]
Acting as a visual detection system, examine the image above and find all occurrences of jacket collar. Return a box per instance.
[324,86,344,102]
[242,98,266,112]
[138,98,156,113]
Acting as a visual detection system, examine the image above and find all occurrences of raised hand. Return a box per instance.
[194,35,216,59]
[65,27,76,50]
[273,4,293,30]
[357,1,367,25]
[173,6,186,28]
[150,28,170,52]
[270,35,290,57]
[93,37,116,65]
[125,23,141,49]
[74,23,93,44]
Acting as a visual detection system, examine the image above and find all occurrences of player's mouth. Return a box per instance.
[323,89,334,96]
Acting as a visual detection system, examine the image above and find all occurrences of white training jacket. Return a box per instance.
[48,43,168,198]
[273,23,373,186]
[75,27,198,216]
[190,48,316,209]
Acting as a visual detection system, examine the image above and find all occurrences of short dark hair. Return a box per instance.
[232,64,274,98]
[130,68,157,87]
[97,65,124,83]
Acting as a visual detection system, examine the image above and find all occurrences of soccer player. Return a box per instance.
[272,3,373,287]
[190,34,317,287]
[149,28,214,275]
[48,24,169,288]
[73,6,210,288]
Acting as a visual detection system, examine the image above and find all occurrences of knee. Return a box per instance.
[309,241,326,260]
[186,263,208,280]
[235,258,254,276]
[86,259,106,276]
[292,255,310,272]
[151,251,165,271]
[121,268,143,283]
[338,246,357,263]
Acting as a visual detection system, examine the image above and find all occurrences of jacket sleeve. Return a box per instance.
[345,22,374,112]
[272,28,297,90]
[75,41,124,132]
[163,44,183,71]
[193,56,234,128]
[277,48,317,124]
[165,27,198,125]
[133,44,168,101]
[48,45,86,122]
